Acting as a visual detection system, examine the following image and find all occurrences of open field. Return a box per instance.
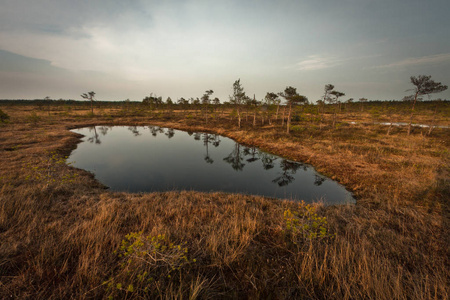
[0,102,449,299]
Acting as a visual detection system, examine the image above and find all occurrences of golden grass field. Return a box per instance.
[0,102,449,299]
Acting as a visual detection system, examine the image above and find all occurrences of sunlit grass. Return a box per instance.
[0,103,448,299]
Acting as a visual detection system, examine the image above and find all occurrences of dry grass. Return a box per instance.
[0,104,448,299]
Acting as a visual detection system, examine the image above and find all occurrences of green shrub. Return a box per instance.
[290,125,305,132]
[24,151,78,187]
[283,201,335,245]
[104,232,196,298]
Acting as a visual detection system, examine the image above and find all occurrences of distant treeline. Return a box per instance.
[0,99,448,106]
[0,99,138,105]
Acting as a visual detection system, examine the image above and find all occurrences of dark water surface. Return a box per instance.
[69,126,355,205]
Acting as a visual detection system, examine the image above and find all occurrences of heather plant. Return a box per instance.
[104,232,197,299]
[283,201,335,245]
[24,151,78,187]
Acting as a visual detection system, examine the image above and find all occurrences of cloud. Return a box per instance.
[372,53,450,69]
[290,55,343,71]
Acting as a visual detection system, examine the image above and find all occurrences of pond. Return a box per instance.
[68,126,355,205]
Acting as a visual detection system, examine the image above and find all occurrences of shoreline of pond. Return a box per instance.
[68,125,356,204]
[63,119,366,203]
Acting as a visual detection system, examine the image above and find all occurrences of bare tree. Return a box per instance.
[81,91,96,114]
[407,75,447,135]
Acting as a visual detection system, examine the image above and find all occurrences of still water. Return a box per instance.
[69,126,355,205]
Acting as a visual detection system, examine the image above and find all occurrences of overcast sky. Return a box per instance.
[1,0,449,102]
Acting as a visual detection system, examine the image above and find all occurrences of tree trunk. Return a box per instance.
[237,107,241,128]
[428,102,439,136]
[332,104,337,128]
[286,103,292,134]
[407,92,419,135]
[281,107,286,127]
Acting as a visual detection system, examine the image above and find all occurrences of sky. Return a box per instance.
[0,0,449,103]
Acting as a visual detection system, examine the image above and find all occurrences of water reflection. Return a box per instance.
[165,128,175,139]
[260,152,277,170]
[87,126,101,144]
[128,126,141,136]
[81,126,323,188]
[149,125,164,137]
[223,143,245,171]
[272,160,305,187]
[243,147,259,163]
[202,134,216,164]
[69,126,355,204]
[314,175,326,186]
[99,126,111,136]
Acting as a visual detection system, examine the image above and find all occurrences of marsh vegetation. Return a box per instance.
[0,99,448,299]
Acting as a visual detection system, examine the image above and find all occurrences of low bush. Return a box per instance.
[0,109,10,122]
[104,232,197,299]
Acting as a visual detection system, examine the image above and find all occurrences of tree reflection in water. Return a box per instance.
[193,132,201,141]
[243,147,259,163]
[259,151,277,170]
[212,135,221,147]
[84,126,315,188]
[87,126,101,144]
[128,126,141,136]
[202,133,214,164]
[223,143,245,171]
[99,126,111,136]
[272,159,305,187]
[149,126,164,137]
[165,128,175,139]
[70,126,354,203]
[314,175,326,186]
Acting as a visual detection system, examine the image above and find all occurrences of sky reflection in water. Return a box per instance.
[69,126,355,205]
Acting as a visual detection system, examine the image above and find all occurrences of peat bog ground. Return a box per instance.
[0,102,448,299]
